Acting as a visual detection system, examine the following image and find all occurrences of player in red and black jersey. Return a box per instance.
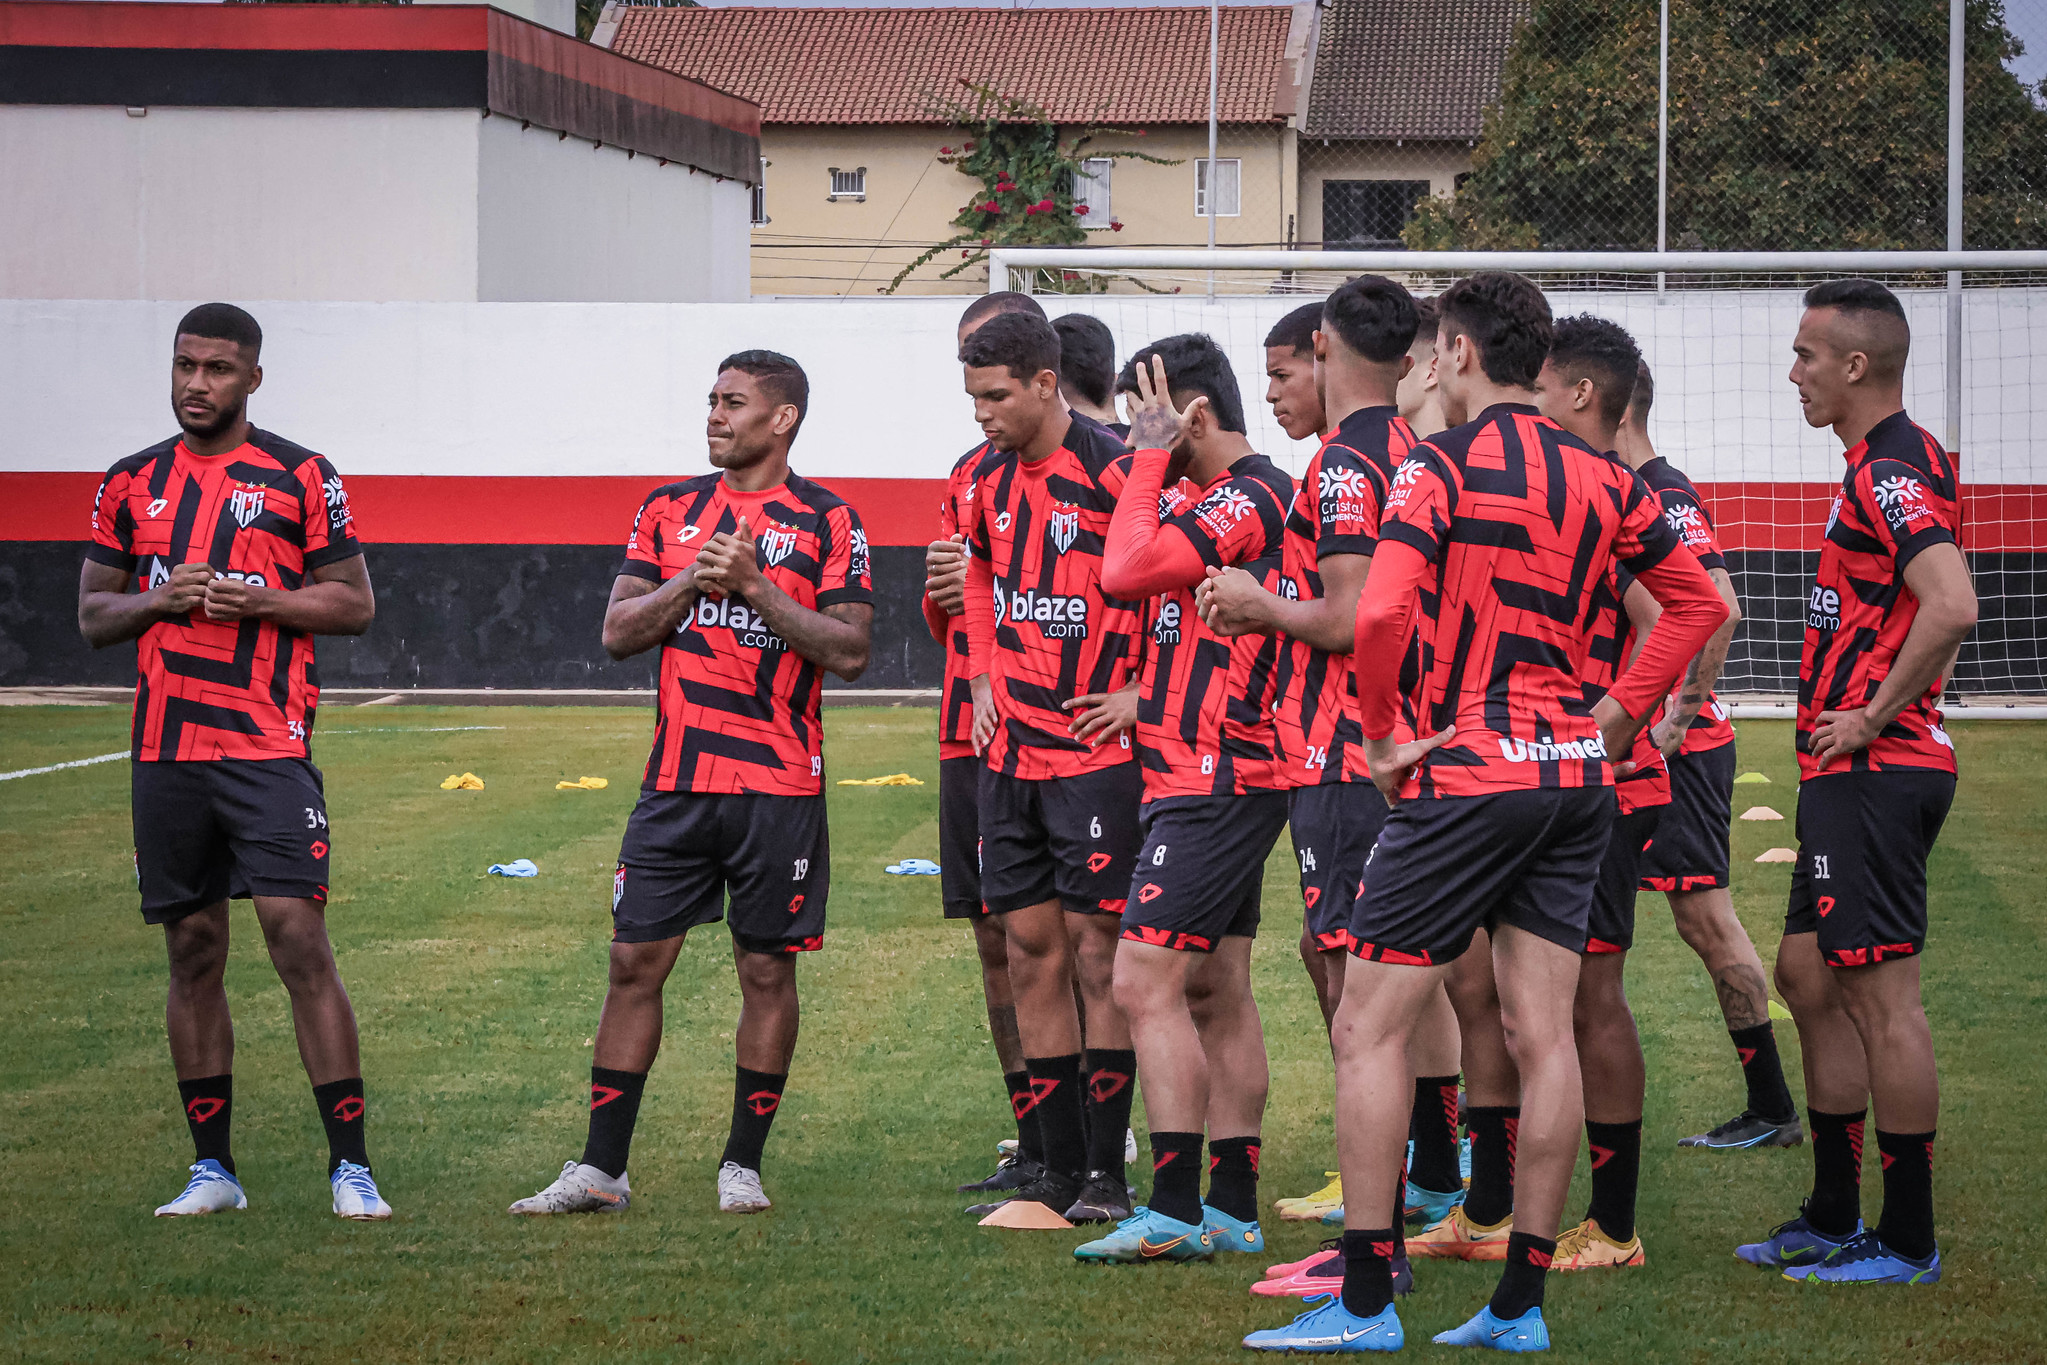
[1054,312,1131,440]
[77,304,387,1220]
[1240,274,1725,1354]
[511,351,873,1220]
[1736,281,1976,1285]
[956,312,1144,1223]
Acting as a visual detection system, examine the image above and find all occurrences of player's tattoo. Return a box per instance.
[986,1002,1024,1074]
[1713,963,1772,1031]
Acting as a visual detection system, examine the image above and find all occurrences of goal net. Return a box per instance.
[990,250,2047,705]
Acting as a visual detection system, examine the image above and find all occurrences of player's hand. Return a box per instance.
[156,562,213,616]
[926,534,967,615]
[970,674,997,756]
[1592,694,1644,776]
[695,516,761,599]
[1064,682,1138,747]
[1195,564,1271,637]
[1808,707,1879,772]
[1650,716,1686,759]
[1125,352,1208,453]
[200,573,270,622]
[1363,726,1455,804]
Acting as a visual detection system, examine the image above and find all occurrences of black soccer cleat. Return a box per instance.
[966,1170,1082,1219]
[1678,1111,1806,1151]
[1391,1251,1414,1297]
[958,1155,1044,1194]
[1062,1170,1134,1224]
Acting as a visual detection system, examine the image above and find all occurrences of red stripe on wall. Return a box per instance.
[0,2,489,52]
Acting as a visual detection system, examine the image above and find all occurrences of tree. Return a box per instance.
[1405,0,2047,250]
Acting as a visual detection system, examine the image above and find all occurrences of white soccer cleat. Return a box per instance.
[508,1160,631,1215]
[154,1160,247,1216]
[331,1160,392,1220]
[1125,1127,1138,1165]
[718,1161,772,1213]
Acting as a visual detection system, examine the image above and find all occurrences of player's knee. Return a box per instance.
[735,951,796,1003]
[971,919,1010,972]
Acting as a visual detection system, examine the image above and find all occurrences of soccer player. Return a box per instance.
[959,311,1144,1223]
[1243,273,1725,1353]
[1063,336,1292,1263]
[1618,364,1801,1150]
[1737,279,1975,1285]
[78,303,387,1220]
[1054,313,1129,436]
[1396,295,1449,439]
[509,351,872,1218]
[1262,301,1328,446]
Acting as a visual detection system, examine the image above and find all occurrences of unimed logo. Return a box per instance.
[1497,733,1609,763]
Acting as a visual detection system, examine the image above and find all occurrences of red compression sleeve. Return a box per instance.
[1102,448,1207,599]
[1351,539,1430,740]
[922,589,949,645]
[964,553,995,677]
[1606,549,1728,718]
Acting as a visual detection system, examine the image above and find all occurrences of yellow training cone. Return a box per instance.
[1769,999,1794,1022]
[835,773,925,787]
[441,772,485,790]
[1754,847,1797,863]
[978,1200,1074,1230]
[1739,806,1784,821]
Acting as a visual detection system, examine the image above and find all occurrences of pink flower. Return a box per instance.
[1073,204,1090,215]
[940,146,955,155]
[979,200,1000,213]
[1110,220,1124,232]
[1033,198,1054,213]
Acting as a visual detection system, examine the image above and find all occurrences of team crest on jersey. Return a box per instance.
[229,487,265,529]
[760,527,800,567]
[1047,508,1081,555]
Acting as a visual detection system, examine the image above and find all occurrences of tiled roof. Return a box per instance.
[1304,0,1530,140]
[608,5,1297,125]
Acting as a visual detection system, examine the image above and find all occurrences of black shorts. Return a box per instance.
[939,755,986,920]
[1639,742,1735,893]
[1289,780,1389,951]
[133,757,332,923]
[1349,786,1616,965]
[1121,791,1289,953]
[1783,770,1954,968]
[1587,806,1664,955]
[979,763,1142,916]
[613,791,830,953]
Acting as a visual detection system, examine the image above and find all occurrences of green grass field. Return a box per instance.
[1,704,2041,1364]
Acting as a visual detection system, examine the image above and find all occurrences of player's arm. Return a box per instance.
[602,570,699,660]
[78,559,211,648]
[1350,537,1455,801]
[1598,542,1729,768]
[1198,552,1367,651]
[1652,566,1741,753]
[925,533,967,638]
[197,554,375,635]
[1808,542,1976,770]
[695,517,872,681]
[1101,357,1212,598]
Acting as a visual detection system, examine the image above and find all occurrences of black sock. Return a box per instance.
[178,1074,235,1176]
[719,1066,788,1173]
[1024,1053,1087,1181]
[580,1066,647,1180]
[1463,1106,1518,1227]
[1730,1022,1797,1124]
[1488,1232,1557,1320]
[1083,1049,1137,1175]
[1874,1129,1937,1260]
[1584,1118,1643,1242]
[1340,1227,1398,1318]
[1147,1130,1204,1225]
[1205,1136,1260,1222]
[1409,1074,1462,1192]
[1805,1107,1865,1238]
[311,1077,368,1175]
[1004,1070,1044,1165]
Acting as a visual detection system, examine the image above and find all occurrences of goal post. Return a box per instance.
[985,248,2047,711]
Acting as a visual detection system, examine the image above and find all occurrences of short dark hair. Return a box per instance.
[1116,332,1247,435]
[1627,360,1655,422]
[1803,277,1911,377]
[718,349,809,434]
[176,302,262,359]
[1053,314,1116,408]
[959,291,1047,333]
[1411,295,1441,347]
[1803,277,1907,323]
[1547,315,1641,428]
[1321,275,1419,363]
[1264,301,1324,356]
[1438,272,1553,387]
[959,311,1061,382]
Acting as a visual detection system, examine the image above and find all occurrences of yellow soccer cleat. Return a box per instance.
[1407,1205,1513,1260]
[1274,1172,1343,1221]
[1550,1218,1646,1270]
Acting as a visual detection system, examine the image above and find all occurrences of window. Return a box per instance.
[1195,158,1240,218]
[827,166,866,202]
[1321,180,1429,248]
[1074,157,1113,226]
[751,157,769,225]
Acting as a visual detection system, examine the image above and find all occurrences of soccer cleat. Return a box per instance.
[1796,1231,1941,1285]
[1408,1205,1513,1260]
[1550,1217,1645,1270]
[1735,1212,1862,1270]
[330,1161,391,1220]
[1320,1202,1346,1227]
[958,1154,1044,1194]
[1252,1246,1341,1297]
[1390,1251,1413,1298]
[1432,1305,1549,1352]
[996,1138,1019,1157]
[154,1160,247,1216]
[717,1161,772,1213]
[1126,1127,1138,1165]
[968,1169,1080,1218]
[1267,1236,1339,1277]
[1073,1206,1214,1263]
[508,1160,630,1215]
[1678,1111,1805,1151]
[1202,1204,1264,1254]
[1064,1170,1134,1224]
[1242,1294,1404,1353]
[1276,1171,1343,1219]
[1404,1179,1465,1227]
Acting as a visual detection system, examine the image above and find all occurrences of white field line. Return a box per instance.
[0,751,127,782]
[0,726,509,781]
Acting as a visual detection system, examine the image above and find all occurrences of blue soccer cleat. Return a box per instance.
[1242,1293,1404,1353]
[1736,1212,1862,1271]
[1431,1305,1549,1352]
[1321,1201,1346,1227]
[1796,1231,1941,1285]
[154,1159,247,1216]
[1073,1206,1213,1263]
[1403,1180,1465,1228]
[1204,1204,1265,1254]
[330,1160,392,1220]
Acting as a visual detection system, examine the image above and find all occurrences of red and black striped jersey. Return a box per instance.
[1272,406,1416,788]
[1376,405,1685,799]
[964,418,1144,780]
[86,432,362,763]
[1637,456,1735,755]
[932,443,988,761]
[1131,452,1294,799]
[1797,411,1961,781]
[1584,566,1672,814]
[620,472,871,796]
